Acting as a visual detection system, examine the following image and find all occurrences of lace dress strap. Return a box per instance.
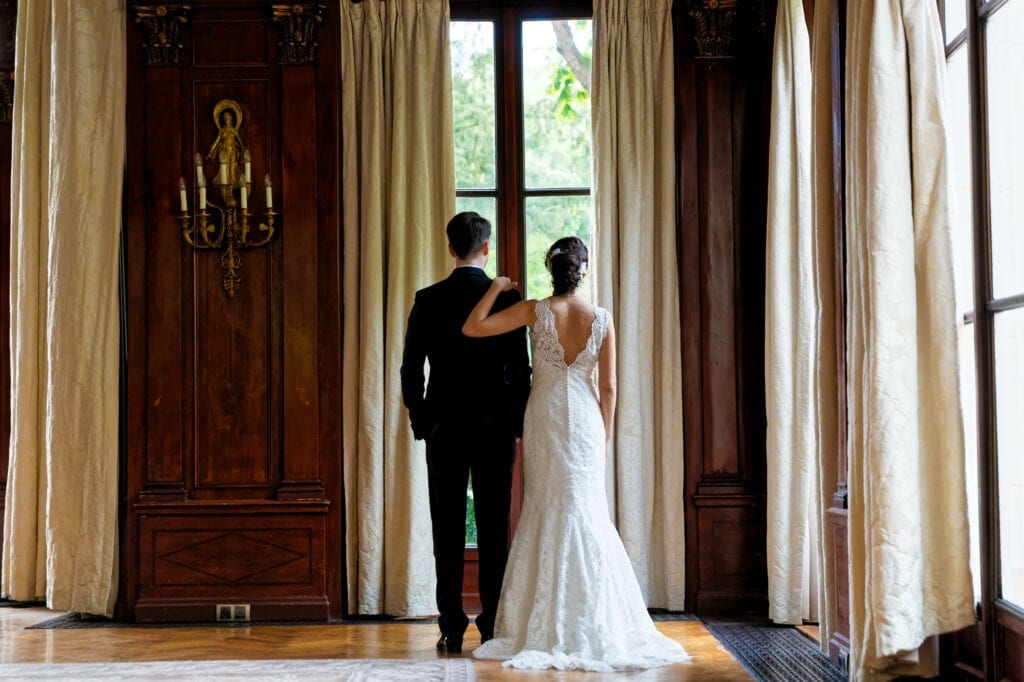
[590,307,610,352]
[531,298,562,367]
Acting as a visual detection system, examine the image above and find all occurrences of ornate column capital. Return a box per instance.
[134,4,192,67]
[688,0,737,59]
[272,4,327,66]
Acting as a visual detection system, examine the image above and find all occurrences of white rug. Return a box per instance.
[0,658,475,681]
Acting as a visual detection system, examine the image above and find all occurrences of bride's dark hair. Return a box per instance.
[544,237,589,296]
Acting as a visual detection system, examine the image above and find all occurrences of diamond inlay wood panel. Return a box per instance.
[158,531,305,583]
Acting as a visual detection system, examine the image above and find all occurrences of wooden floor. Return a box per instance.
[0,606,753,680]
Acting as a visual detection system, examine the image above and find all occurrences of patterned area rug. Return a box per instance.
[702,619,847,681]
[0,658,474,681]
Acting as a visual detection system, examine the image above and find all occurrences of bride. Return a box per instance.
[462,237,690,671]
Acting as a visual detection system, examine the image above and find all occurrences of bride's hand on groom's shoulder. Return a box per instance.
[492,276,518,292]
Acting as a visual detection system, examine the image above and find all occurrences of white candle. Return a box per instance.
[244,149,252,184]
[239,185,247,210]
[194,153,203,184]
[264,174,273,208]
[199,186,207,210]
[219,162,228,186]
[178,177,188,212]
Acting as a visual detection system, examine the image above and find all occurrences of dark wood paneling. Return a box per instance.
[135,502,330,622]
[0,1,13,556]
[191,79,276,492]
[124,1,340,621]
[693,499,767,613]
[1001,616,1024,682]
[193,20,269,66]
[827,507,850,665]
[678,0,773,615]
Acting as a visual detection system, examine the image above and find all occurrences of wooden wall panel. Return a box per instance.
[123,1,340,621]
[0,1,13,557]
[678,0,773,615]
[1001,619,1024,682]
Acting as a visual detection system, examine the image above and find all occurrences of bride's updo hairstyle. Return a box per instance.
[544,236,589,296]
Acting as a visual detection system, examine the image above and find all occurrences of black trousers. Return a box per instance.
[425,418,515,640]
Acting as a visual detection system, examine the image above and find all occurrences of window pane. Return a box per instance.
[995,305,1024,602]
[522,20,593,189]
[451,22,496,190]
[986,0,1024,298]
[455,195,497,278]
[524,195,593,301]
[466,475,477,546]
[995,307,1024,607]
[948,47,976,317]
[947,43,980,604]
[945,0,967,43]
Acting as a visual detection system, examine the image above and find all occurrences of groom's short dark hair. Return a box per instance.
[446,211,491,259]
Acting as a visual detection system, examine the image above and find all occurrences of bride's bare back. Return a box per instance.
[545,295,598,365]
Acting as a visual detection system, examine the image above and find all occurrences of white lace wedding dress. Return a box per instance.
[473,299,690,671]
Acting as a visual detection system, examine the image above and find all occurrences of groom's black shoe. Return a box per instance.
[436,633,463,654]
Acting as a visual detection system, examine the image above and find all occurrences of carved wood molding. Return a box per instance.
[688,0,770,59]
[134,4,191,67]
[689,0,737,59]
[0,71,12,124]
[272,4,327,66]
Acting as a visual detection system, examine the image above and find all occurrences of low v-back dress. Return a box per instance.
[472,299,690,671]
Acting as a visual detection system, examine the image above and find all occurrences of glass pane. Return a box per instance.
[466,475,477,546]
[455,195,497,278]
[451,22,496,190]
[522,20,593,189]
[986,0,1024,297]
[995,307,1024,607]
[946,43,981,605]
[948,47,976,317]
[944,0,967,43]
[524,195,593,301]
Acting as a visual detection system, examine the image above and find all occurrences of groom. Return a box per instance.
[400,211,531,653]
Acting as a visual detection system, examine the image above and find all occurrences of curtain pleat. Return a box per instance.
[845,0,974,678]
[810,0,840,653]
[592,0,684,610]
[2,1,125,617]
[340,0,454,616]
[765,0,818,627]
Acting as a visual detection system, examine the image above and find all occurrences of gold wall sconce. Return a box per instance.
[177,99,278,298]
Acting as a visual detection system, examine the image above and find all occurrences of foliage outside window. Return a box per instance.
[451,10,593,546]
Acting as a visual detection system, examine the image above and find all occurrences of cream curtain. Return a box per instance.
[592,0,684,610]
[2,2,125,617]
[765,0,820,627]
[809,0,840,654]
[340,0,454,616]
[846,0,974,678]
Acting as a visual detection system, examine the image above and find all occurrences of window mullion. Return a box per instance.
[497,10,524,282]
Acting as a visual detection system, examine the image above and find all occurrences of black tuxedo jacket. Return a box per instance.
[400,267,531,441]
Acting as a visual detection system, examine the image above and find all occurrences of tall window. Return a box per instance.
[450,3,594,544]
[943,0,1024,617]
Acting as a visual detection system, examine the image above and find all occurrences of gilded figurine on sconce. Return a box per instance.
[177,99,278,299]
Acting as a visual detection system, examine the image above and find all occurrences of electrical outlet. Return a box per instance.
[215,604,251,622]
